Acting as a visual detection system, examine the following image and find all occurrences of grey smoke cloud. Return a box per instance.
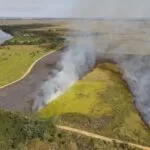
[110,54,150,125]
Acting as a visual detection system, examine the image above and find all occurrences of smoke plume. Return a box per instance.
[33,0,150,126]
[33,0,100,111]
[33,24,98,111]
[118,55,150,125]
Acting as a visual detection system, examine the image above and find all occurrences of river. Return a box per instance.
[0,30,12,44]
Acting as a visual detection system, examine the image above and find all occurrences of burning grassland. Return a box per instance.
[38,62,150,146]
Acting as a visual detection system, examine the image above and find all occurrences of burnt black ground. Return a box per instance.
[0,50,64,113]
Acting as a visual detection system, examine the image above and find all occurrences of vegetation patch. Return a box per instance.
[0,109,55,150]
[0,109,140,150]
[3,30,64,46]
[0,108,140,150]
[26,130,142,150]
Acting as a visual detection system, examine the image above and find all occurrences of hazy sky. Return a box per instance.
[0,0,74,17]
[0,0,150,18]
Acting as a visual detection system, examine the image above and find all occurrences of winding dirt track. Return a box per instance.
[0,47,65,112]
[57,125,150,150]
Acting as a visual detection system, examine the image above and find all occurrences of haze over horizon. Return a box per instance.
[0,0,150,19]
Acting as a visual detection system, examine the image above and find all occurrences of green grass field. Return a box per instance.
[39,63,150,146]
[0,45,52,86]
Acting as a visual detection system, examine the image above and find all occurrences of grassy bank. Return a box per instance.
[0,45,53,86]
[39,63,150,146]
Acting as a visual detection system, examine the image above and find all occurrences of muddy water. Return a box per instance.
[0,30,12,44]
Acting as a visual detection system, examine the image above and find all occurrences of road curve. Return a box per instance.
[0,50,55,89]
[57,125,150,150]
[0,47,65,112]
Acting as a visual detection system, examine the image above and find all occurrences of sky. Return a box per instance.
[0,0,150,18]
[0,0,74,18]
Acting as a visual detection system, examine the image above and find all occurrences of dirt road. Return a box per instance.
[57,125,150,150]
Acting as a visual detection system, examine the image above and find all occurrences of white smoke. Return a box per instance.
[33,0,101,111]
[33,39,97,110]
[33,21,98,111]
[33,0,150,126]
[99,53,150,125]
[119,55,150,125]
